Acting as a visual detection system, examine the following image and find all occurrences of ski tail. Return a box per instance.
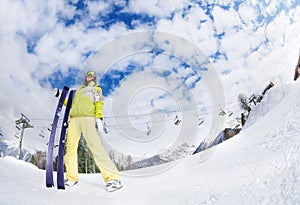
[46,86,69,188]
[57,90,76,190]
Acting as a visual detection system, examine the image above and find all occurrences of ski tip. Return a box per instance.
[63,86,70,90]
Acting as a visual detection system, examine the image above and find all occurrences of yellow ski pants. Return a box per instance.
[64,117,119,183]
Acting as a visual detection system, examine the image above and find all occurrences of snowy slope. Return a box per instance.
[0,81,300,205]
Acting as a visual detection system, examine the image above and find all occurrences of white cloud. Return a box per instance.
[87,1,111,18]
[1,0,300,154]
[265,11,290,45]
[238,2,259,26]
[0,0,64,37]
[264,1,281,16]
[126,0,189,18]
[213,6,242,34]
[35,24,85,71]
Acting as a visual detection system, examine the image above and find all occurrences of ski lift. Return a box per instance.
[262,81,275,96]
[38,133,45,138]
[39,129,45,138]
[47,123,52,132]
[174,112,181,126]
[54,88,60,98]
[219,109,226,116]
[248,94,263,106]
[227,109,233,117]
[102,120,108,134]
[198,118,204,126]
[46,142,59,148]
[14,128,20,139]
[146,122,151,136]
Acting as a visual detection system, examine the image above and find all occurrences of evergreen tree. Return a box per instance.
[77,135,86,173]
[238,93,251,112]
[77,135,100,173]
[30,150,46,169]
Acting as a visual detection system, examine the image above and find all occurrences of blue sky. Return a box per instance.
[7,0,296,94]
[0,0,299,155]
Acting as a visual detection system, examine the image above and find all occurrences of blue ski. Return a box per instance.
[46,86,69,188]
[57,90,75,189]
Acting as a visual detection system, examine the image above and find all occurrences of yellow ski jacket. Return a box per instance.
[68,82,104,119]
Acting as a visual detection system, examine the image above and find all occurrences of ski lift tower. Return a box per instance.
[15,113,34,159]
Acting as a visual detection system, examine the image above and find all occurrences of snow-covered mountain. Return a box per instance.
[0,77,299,205]
[131,142,196,169]
[0,140,32,161]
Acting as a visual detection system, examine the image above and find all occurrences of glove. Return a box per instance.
[96,118,102,131]
[96,118,108,134]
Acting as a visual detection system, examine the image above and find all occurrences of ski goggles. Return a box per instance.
[85,71,96,77]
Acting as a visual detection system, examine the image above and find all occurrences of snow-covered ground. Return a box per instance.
[1,81,300,205]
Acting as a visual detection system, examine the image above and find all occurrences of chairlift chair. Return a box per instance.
[227,110,233,117]
[39,130,45,138]
[198,118,204,126]
[219,109,226,116]
[146,122,151,136]
[102,120,108,134]
[54,88,60,98]
[47,123,52,132]
[174,114,181,126]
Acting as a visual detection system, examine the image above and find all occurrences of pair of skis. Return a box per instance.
[45,86,75,189]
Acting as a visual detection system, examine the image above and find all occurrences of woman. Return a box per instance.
[64,70,122,192]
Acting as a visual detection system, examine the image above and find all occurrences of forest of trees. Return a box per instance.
[31,135,133,173]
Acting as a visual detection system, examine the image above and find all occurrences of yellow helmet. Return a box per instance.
[85,70,96,77]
